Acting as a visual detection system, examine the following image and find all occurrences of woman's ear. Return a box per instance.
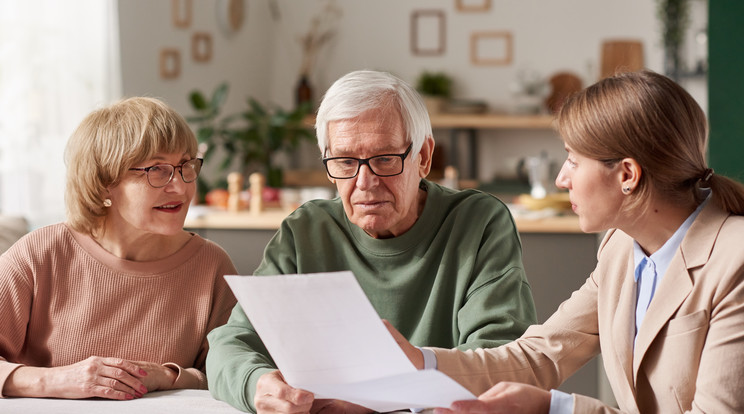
[619,158,642,194]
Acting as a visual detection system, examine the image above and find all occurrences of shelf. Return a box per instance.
[304,113,556,130]
[429,113,556,129]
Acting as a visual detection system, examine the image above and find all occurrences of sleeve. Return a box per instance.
[0,252,34,397]
[430,269,602,396]
[454,202,538,350]
[170,249,238,390]
[206,224,297,412]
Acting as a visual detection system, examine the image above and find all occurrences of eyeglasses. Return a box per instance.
[322,144,412,179]
[129,158,203,188]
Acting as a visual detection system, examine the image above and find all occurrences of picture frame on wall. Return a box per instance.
[160,48,181,79]
[192,32,213,62]
[172,0,193,28]
[456,0,492,13]
[470,31,513,66]
[410,10,446,56]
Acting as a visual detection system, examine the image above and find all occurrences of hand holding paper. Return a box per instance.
[224,271,475,412]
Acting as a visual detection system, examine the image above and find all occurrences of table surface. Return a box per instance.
[0,389,243,414]
[0,389,424,413]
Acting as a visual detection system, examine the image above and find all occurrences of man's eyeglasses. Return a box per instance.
[322,144,412,179]
[129,158,203,188]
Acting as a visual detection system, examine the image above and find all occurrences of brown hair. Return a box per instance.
[64,97,197,235]
[558,70,744,215]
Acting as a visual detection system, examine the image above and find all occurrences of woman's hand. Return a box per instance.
[4,356,149,400]
[382,319,424,370]
[254,369,314,413]
[130,360,178,392]
[434,382,551,414]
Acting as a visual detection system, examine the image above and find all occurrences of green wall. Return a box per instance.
[708,0,744,182]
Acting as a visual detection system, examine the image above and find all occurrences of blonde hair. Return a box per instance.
[64,97,197,235]
[558,70,744,215]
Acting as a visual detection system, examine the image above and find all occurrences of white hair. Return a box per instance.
[315,70,432,156]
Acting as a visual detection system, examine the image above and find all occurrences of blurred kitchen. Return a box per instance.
[1,0,742,405]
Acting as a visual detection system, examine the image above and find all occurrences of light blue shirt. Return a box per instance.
[549,190,710,414]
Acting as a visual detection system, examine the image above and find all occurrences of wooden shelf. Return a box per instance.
[429,113,556,129]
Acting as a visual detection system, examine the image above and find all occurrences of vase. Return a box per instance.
[295,75,313,109]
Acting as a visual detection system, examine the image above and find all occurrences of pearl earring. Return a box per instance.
[103,198,112,207]
[622,187,631,194]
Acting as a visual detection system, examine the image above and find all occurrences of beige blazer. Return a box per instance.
[430,201,744,413]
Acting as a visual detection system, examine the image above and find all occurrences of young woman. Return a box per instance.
[0,97,237,400]
[390,70,744,413]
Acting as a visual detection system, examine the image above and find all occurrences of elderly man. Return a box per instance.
[206,70,537,413]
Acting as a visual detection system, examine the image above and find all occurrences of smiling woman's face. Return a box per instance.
[104,152,196,238]
[327,107,431,239]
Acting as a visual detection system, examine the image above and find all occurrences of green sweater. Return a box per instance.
[207,179,537,412]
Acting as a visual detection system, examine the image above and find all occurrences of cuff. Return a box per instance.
[417,347,438,370]
[0,362,24,398]
[163,362,207,390]
[549,389,574,414]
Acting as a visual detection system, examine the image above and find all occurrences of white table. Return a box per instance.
[0,390,422,413]
[0,389,243,413]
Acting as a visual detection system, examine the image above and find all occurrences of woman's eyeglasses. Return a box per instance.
[129,158,203,188]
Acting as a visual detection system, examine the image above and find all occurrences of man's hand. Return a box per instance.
[434,382,551,414]
[383,319,424,369]
[255,370,314,414]
[3,356,149,400]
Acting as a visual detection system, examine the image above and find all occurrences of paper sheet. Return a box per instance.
[225,271,476,412]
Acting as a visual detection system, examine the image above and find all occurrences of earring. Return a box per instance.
[103,198,112,207]
[622,187,631,194]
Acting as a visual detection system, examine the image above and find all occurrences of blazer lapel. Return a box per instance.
[612,252,637,397]
[631,201,727,379]
[632,256,692,377]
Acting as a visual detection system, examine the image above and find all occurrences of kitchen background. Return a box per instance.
[1,0,734,228]
[120,0,708,190]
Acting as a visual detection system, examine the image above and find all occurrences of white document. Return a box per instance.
[224,271,476,412]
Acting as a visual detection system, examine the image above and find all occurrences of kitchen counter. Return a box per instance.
[184,206,584,233]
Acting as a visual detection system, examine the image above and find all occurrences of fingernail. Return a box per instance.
[135,392,143,398]
[125,394,134,400]
[140,385,148,393]
[139,369,148,376]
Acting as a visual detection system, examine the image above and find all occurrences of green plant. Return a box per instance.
[656,0,690,80]
[415,71,453,98]
[187,83,314,193]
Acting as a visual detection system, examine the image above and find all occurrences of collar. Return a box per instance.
[633,189,711,282]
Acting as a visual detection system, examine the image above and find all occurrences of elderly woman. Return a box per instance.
[0,97,237,400]
[207,70,537,413]
[390,70,744,413]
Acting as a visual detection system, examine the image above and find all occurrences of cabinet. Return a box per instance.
[429,113,556,179]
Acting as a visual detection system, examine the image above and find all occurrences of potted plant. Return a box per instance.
[187,83,314,199]
[656,0,691,81]
[416,71,453,114]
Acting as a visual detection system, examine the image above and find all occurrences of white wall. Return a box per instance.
[118,0,684,183]
[118,0,276,116]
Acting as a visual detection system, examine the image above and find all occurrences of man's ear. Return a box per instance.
[417,136,435,178]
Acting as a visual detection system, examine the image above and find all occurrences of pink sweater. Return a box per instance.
[0,223,237,396]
